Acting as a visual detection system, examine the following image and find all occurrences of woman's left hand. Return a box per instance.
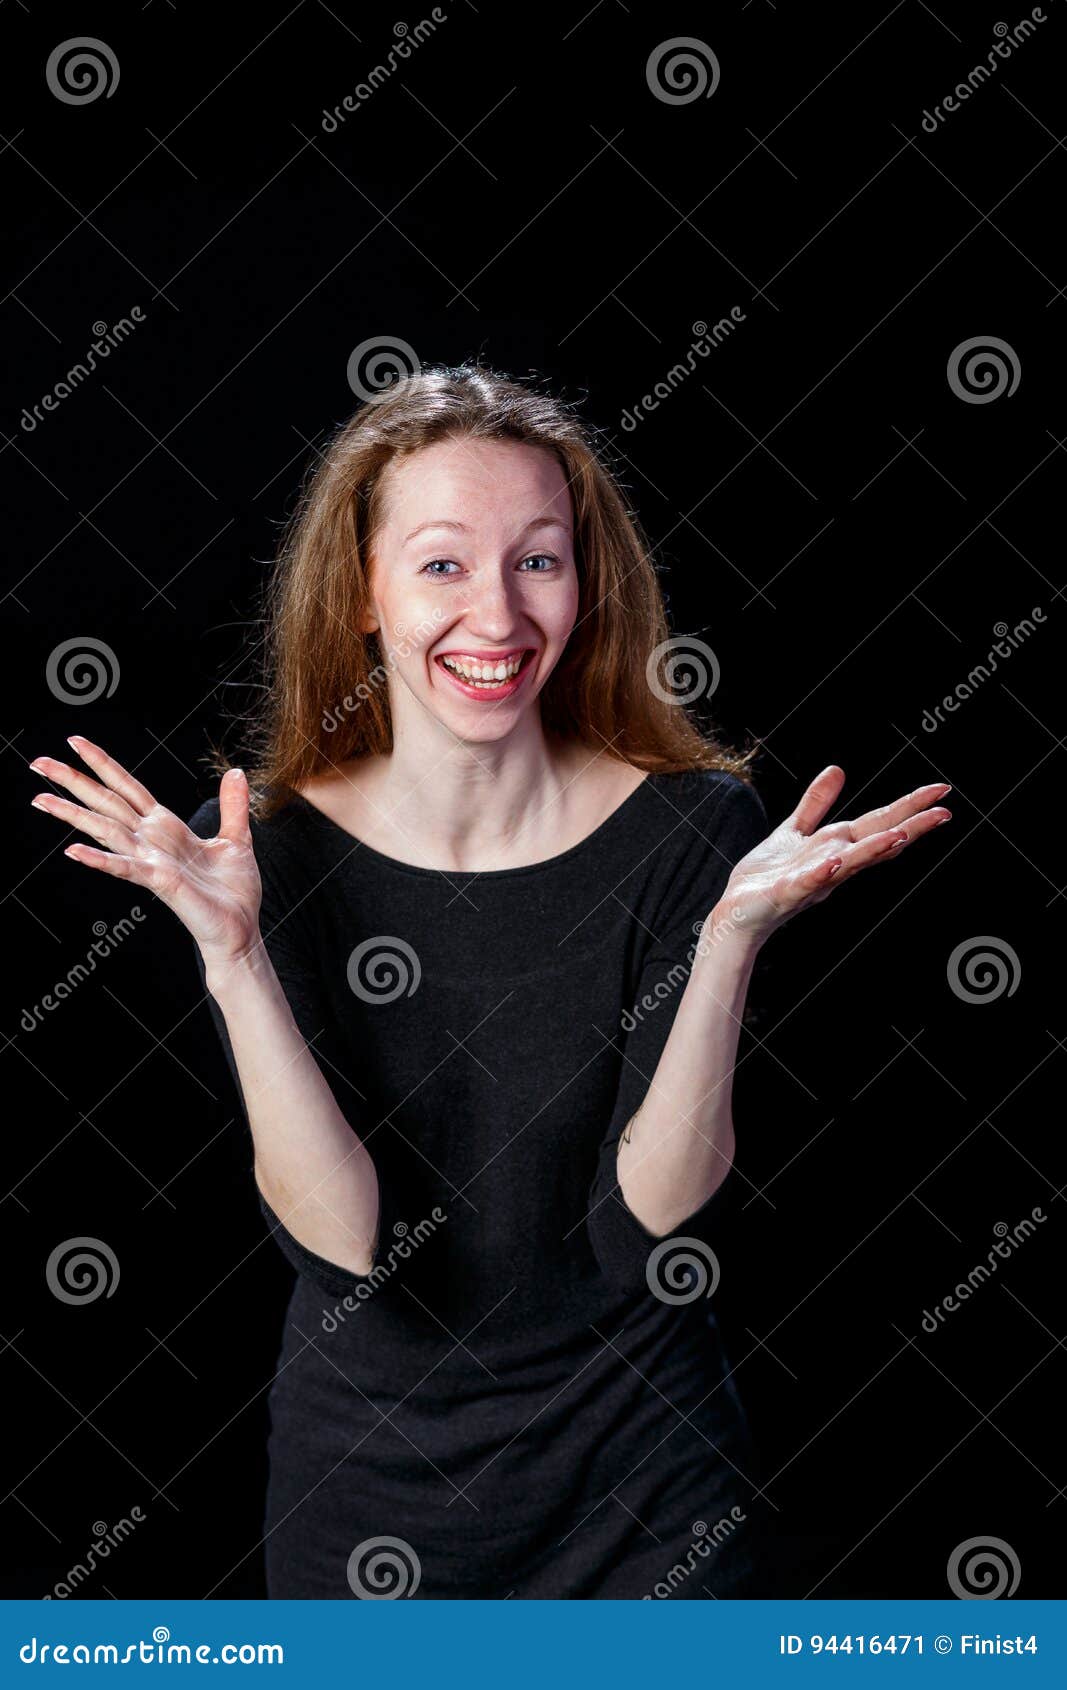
[714,766,952,946]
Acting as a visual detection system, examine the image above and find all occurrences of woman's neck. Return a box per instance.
[300,729,644,874]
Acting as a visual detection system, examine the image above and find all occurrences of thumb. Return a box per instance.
[217,766,251,843]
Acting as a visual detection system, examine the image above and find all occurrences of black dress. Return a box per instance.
[188,766,769,1599]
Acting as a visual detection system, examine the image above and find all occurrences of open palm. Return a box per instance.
[30,735,262,965]
[723,766,951,942]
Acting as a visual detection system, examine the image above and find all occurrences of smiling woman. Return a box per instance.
[29,363,951,1599]
[212,364,751,841]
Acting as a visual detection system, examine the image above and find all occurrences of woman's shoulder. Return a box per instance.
[617,767,768,939]
[642,764,768,845]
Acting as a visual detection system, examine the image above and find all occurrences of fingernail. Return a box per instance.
[30,796,49,809]
[936,812,952,825]
[29,759,45,772]
[66,735,83,748]
[828,859,843,876]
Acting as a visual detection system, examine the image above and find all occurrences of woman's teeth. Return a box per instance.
[441,653,525,686]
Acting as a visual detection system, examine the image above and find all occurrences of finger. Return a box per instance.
[834,826,910,879]
[64,735,157,816]
[780,832,905,906]
[62,842,154,883]
[29,756,142,828]
[794,852,845,897]
[217,767,251,844]
[848,781,951,843]
[835,809,951,882]
[789,765,846,836]
[31,792,139,853]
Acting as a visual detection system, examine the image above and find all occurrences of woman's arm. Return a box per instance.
[29,738,382,1277]
[613,766,951,1240]
[201,943,380,1277]
[614,912,757,1238]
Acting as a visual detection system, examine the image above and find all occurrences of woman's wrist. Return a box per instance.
[694,900,764,970]
[201,936,272,1001]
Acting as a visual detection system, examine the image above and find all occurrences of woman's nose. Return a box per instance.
[458,572,522,634]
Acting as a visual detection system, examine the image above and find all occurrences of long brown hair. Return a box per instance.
[207,362,753,819]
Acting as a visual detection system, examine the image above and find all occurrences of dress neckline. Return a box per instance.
[284,770,655,882]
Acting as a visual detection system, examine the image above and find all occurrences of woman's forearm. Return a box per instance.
[615,907,759,1237]
[204,942,380,1275]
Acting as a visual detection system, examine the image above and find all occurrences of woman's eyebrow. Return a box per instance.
[403,518,468,546]
[402,515,568,546]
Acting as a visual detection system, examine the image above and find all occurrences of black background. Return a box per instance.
[2,2,1062,1599]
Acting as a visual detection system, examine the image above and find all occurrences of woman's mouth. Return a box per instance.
[434,648,536,700]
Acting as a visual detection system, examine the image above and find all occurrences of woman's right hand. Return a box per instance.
[29,735,263,968]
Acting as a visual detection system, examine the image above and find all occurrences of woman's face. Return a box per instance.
[364,437,580,743]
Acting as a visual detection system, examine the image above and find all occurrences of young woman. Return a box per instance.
[29,365,951,1599]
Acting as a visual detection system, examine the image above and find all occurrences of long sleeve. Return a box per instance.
[187,798,403,1300]
[586,774,768,1296]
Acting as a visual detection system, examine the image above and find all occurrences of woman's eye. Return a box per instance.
[420,554,559,578]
